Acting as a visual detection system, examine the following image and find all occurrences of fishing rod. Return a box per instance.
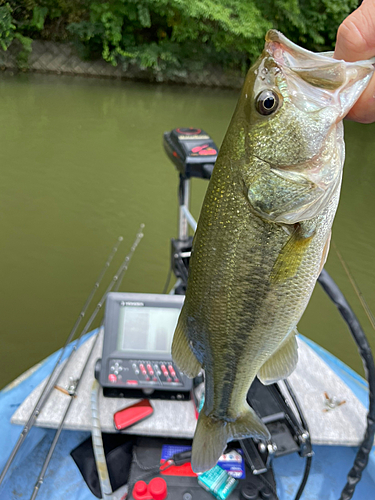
[87,227,146,500]
[29,224,144,500]
[332,241,375,332]
[0,235,124,487]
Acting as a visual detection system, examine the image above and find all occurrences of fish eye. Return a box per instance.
[256,90,280,116]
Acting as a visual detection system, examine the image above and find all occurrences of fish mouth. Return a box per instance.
[263,30,375,119]
[265,30,332,66]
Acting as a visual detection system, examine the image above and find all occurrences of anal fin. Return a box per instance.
[171,315,202,378]
[257,330,298,385]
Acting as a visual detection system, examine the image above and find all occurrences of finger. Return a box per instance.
[334,0,375,62]
[334,0,375,123]
[344,73,375,123]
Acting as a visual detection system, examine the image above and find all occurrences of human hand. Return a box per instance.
[334,0,375,123]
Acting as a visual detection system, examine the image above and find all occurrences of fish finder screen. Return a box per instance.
[117,306,180,355]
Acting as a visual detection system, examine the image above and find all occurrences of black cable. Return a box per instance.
[283,379,309,433]
[294,456,312,500]
[284,379,313,500]
[257,467,280,499]
[126,449,162,499]
[317,269,375,500]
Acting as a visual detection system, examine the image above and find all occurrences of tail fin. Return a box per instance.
[191,410,229,474]
[191,405,270,473]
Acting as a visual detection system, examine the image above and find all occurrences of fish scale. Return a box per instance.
[171,30,375,473]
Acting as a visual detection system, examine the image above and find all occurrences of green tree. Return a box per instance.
[0,0,359,76]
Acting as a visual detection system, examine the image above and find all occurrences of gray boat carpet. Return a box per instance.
[11,331,368,446]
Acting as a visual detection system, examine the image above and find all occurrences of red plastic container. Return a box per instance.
[113,399,153,431]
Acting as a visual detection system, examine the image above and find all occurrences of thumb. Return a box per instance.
[334,0,375,62]
[334,0,375,123]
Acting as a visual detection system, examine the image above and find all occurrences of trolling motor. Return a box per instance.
[163,128,218,295]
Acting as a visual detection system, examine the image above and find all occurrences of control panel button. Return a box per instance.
[147,364,154,376]
[168,365,176,377]
[108,374,117,383]
[139,363,147,375]
[126,380,138,385]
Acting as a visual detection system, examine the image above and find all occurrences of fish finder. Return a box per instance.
[95,292,193,400]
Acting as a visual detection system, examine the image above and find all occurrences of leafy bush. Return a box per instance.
[0,3,15,51]
[0,0,358,76]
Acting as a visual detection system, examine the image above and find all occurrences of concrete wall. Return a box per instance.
[0,40,244,89]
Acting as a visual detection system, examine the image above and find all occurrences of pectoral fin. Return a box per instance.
[257,330,298,385]
[319,230,331,274]
[171,314,202,378]
[271,224,314,284]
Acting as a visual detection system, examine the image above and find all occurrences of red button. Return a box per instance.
[168,365,176,377]
[108,374,117,383]
[140,364,147,375]
[126,380,138,385]
[147,364,154,376]
[166,377,172,383]
[133,478,167,500]
[149,478,168,500]
[133,481,150,500]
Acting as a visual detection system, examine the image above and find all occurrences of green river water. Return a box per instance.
[0,73,374,389]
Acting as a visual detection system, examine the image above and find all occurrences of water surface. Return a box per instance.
[0,73,374,389]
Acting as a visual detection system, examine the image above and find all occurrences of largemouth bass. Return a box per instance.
[171,30,374,473]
